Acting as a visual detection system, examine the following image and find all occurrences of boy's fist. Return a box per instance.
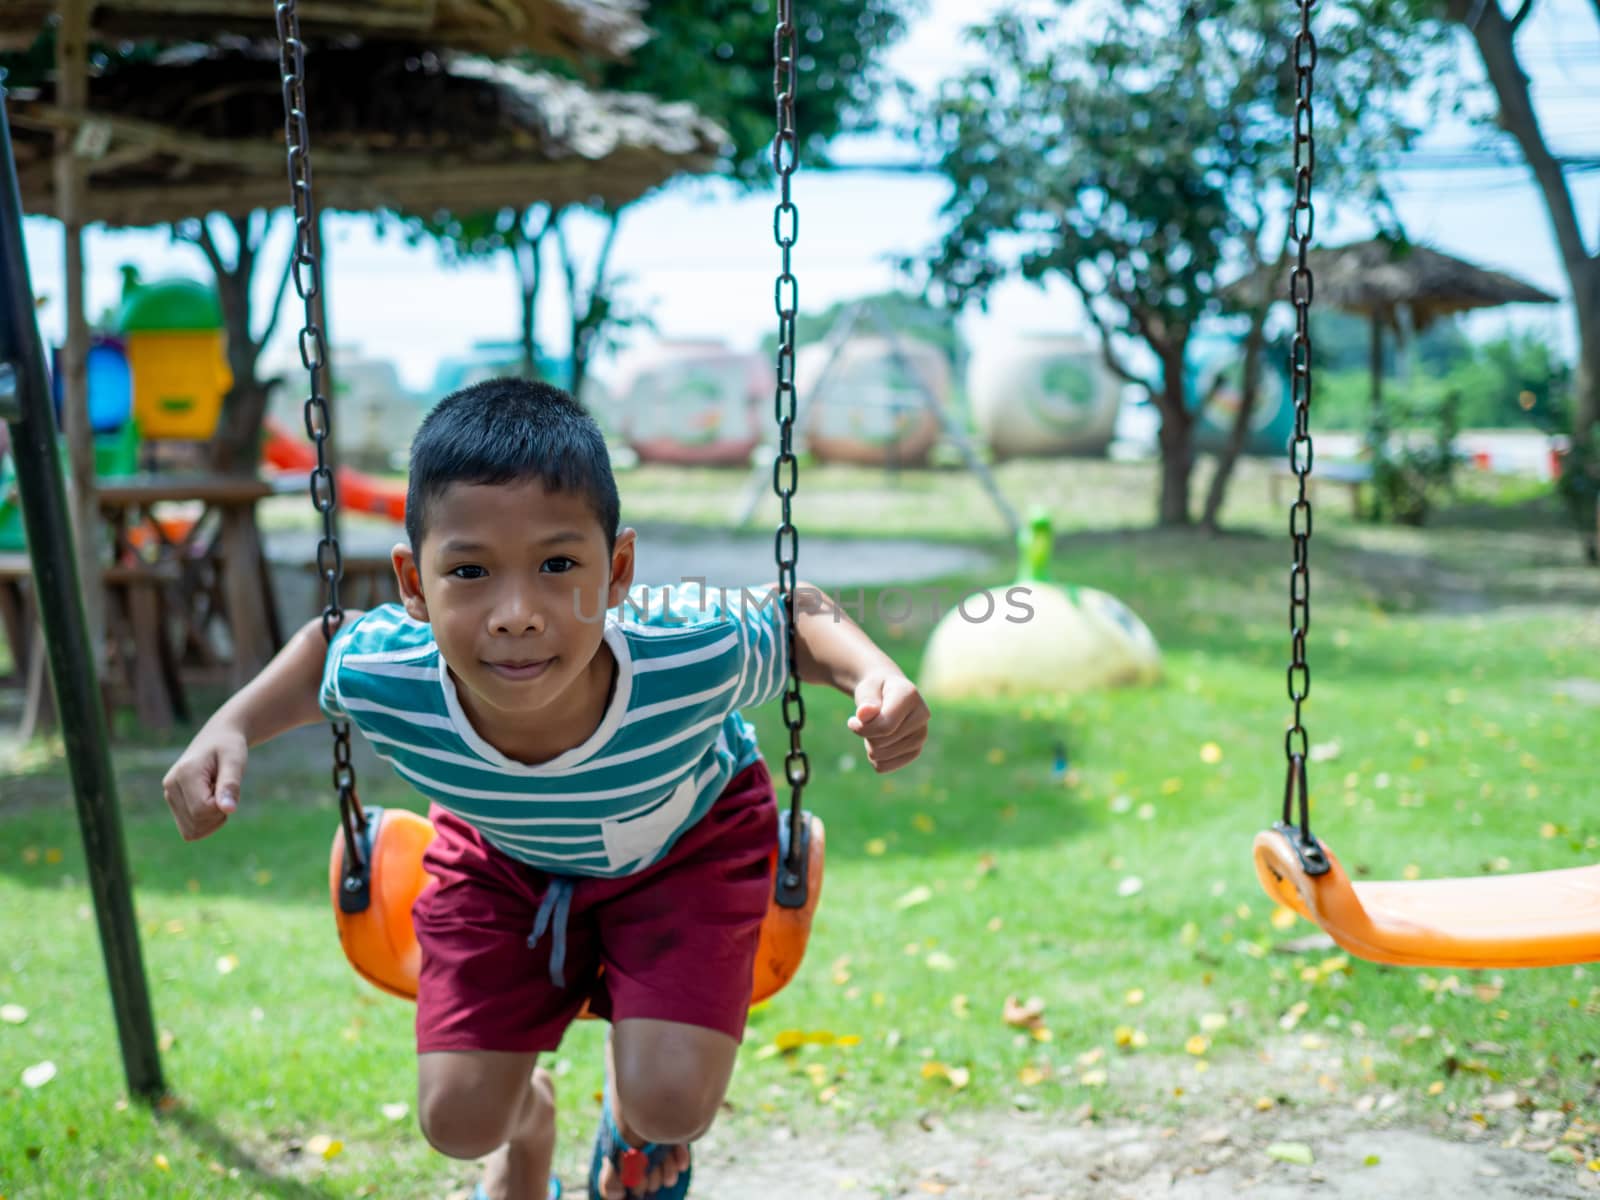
[847,670,930,773]
[161,724,248,841]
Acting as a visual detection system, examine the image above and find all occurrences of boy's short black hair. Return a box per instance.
[404,377,620,551]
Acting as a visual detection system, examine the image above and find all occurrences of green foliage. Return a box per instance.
[1366,390,1463,525]
[1306,327,1572,433]
[584,0,917,183]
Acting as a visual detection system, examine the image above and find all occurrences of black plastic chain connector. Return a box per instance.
[274,0,369,903]
[1281,0,1328,875]
[771,0,810,910]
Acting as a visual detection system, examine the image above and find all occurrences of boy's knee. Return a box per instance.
[418,1086,512,1161]
[618,1076,722,1145]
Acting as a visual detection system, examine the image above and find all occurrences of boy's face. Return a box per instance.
[392,478,634,739]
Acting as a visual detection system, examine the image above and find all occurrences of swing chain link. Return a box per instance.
[1280,0,1326,873]
[771,0,809,889]
[275,0,364,854]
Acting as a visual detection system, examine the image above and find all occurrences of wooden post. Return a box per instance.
[55,0,104,668]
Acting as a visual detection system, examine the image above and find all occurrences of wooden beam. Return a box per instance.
[14,106,376,173]
[54,0,103,683]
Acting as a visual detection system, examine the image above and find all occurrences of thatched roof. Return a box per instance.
[0,0,649,60]
[7,41,724,225]
[1223,237,1560,331]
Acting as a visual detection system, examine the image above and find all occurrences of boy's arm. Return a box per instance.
[213,612,357,746]
[783,582,930,774]
[787,583,898,695]
[161,612,361,840]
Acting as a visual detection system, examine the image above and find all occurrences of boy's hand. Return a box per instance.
[161,724,248,841]
[847,670,930,773]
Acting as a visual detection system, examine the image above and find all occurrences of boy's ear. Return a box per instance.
[607,527,637,610]
[392,544,429,622]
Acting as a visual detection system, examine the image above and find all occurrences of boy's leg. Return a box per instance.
[593,1019,735,1198]
[413,806,601,1199]
[587,761,780,1197]
[418,1051,556,1200]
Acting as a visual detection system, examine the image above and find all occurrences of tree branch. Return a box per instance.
[1507,0,1536,33]
[1451,0,1593,271]
[176,216,228,281]
[1065,262,1158,394]
[254,235,296,355]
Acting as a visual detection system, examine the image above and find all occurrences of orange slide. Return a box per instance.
[262,418,408,523]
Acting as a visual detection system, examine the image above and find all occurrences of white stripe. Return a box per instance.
[347,661,438,682]
[342,696,455,731]
[388,757,695,812]
[365,711,724,778]
[631,631,737,673]
[622,678,736,725]
[342,644,437,665]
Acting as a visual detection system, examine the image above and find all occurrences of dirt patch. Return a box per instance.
[687,1105,1595,1199]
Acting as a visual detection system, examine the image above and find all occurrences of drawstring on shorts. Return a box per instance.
[528,876,576,987]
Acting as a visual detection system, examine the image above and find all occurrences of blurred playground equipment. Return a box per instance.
[612,339,766,465]
[1186,331,1295,458]
[797,334,944,467]
[919,509,1163,700]
[968,333,1122,461]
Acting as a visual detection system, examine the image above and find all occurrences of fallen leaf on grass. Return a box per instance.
[1,1003,28,1024]
[21,1060,56,1089]
[305,1134,343,1161]
[920,1061,970,1090]
[1266,1142,1315,1166]
[1003,996,1046,1029]
[895,885,933,910]
[865,838,887,857]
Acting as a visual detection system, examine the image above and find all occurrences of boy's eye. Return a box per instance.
[542,557,577,574]
[449,565,488,580]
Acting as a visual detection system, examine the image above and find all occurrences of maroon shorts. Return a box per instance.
[412,760,778,1054]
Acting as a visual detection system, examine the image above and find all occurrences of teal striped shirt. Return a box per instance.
[319,583,787,877]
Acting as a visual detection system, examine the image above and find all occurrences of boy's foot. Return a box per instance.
[591,1142,689,1199]
[479,1067,559,1200]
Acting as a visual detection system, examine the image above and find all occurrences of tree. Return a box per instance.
[1430,0,1600,554]
[918,0,1440,526]
[417,0,916,400]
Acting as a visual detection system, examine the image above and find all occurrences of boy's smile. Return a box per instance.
[392,477,635,764]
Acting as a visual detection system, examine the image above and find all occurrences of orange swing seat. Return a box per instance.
[329,806,826,1006]
[1254,826,1600,970]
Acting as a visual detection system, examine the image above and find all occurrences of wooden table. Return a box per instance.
[96,475,286,692]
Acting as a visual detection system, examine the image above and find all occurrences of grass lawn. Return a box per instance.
[3,459,1599,1197]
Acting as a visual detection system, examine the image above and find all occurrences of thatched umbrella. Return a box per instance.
[1225,237,1560,419]
[6,40,723,224]
[0,0,649,60]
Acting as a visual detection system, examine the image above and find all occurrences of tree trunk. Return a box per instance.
[208,378,273,475]
[1154,349,1195,527]
[1575,260,1600,444]
[1200,323,1267,530]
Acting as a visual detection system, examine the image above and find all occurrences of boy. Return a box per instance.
[162,379,931,1200]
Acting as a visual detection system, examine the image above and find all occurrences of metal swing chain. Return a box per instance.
[1280,0,1328,874]
[771,0,810,896]
[274,1,366,879]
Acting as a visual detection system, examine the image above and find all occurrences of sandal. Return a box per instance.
[587,1087,691,1199]
[471,1180,561,1199]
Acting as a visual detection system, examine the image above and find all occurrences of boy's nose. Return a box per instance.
[490,586,546,635]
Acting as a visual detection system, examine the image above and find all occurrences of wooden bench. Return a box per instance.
[1267,459,1373,518]
[0,552,188,735]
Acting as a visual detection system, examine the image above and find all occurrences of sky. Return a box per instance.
[16,0,1600,397]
